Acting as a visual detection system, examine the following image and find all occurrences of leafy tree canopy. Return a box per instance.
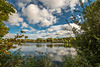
[0,0,15,38]
[71,0,100,66]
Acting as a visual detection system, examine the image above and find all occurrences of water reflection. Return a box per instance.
[9,43,77,62]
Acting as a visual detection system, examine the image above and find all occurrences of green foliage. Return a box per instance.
[0,0,15,21]
[0,0,15,38]
[0,50,54,67]
[62,55,92,67]
[0,0,27,66]
[14,37,73,43]
[71,0,100,66]
[0,22,9,38]
[36,38,43,43]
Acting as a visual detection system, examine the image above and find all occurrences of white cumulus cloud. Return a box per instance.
[8,12,23,26]
[17,2,26,8]
[29,27,36,32]
[22,4,57,27]
[39,0,80,13]
[21,22,29,28]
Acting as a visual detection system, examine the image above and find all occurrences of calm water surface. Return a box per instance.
[9,43,77,62]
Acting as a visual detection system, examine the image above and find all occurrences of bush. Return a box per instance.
[62,55,92,67]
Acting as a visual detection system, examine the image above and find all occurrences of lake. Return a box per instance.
[9,43,77,62]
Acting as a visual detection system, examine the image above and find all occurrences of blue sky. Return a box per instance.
[4,0,94,39]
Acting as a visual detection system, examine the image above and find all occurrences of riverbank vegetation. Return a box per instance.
[5,37,72,43]
[70,0,100,66]
[0,0,100,67]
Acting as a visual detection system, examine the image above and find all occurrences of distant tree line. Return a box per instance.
[5,37,73,43]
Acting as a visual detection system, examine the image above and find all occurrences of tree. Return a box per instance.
[46,38,53,43]
[0,0,15,53]
[0,0,15,66]
[70,0,100,66]
[36,38,43,43]
[0,0,15,38]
